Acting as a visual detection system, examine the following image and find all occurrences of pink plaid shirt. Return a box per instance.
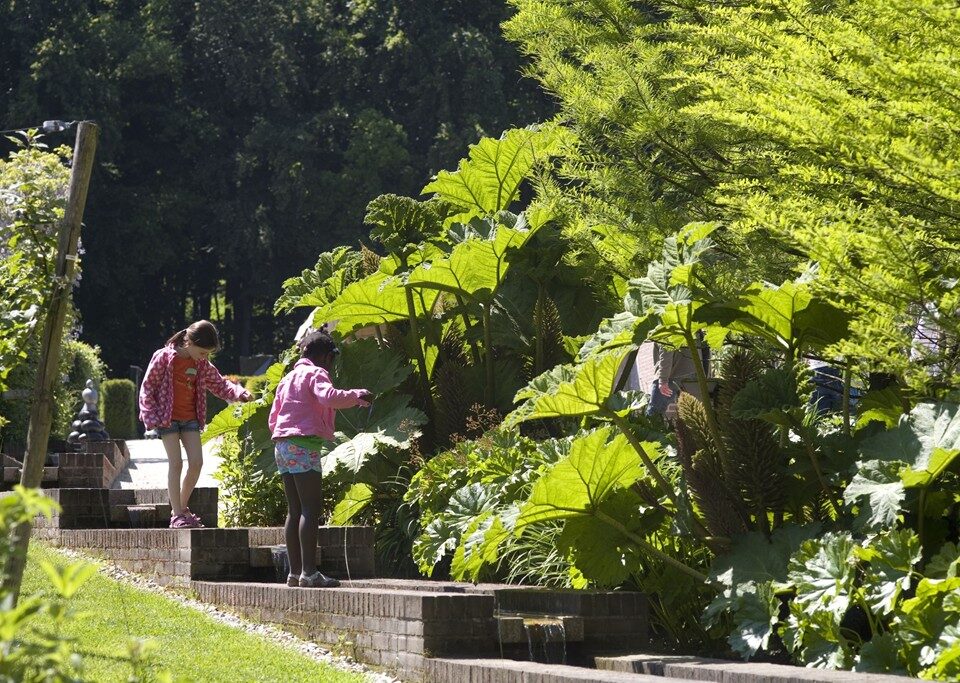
[138,345,247,430]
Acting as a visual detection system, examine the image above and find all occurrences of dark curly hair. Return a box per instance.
[298,329,339,363]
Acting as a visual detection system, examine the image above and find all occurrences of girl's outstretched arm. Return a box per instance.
[313,375,370,409]
[200,362,252,402]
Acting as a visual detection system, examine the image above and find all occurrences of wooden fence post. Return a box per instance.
[2,121,99,603]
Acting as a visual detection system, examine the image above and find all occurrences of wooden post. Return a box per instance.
[2,121,99,603]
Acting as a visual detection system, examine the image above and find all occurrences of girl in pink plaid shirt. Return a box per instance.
[139,320,252,528]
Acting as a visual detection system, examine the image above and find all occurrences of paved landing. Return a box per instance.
[114,438,222,490]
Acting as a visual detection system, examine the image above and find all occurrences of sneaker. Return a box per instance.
[183,507,204,528]
[299,571,340,588]
[169,513,195,529]
[286,574,299,587]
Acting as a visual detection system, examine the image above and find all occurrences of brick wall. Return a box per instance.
[47,528,250,587]
[191,581,499,677]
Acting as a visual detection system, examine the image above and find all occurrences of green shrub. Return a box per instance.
[0,336,104,446]
[244,374,271,395]
[100,379,137,440]
[0,485,91,680]
[213,434,285,527]
[54,339,107,437]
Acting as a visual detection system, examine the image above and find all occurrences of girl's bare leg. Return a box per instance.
[160,432,184,515]
[179,430,204,510]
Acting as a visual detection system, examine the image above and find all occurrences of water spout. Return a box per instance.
[522,618,567,664]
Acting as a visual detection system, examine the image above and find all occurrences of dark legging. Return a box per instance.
[281,470,324,576]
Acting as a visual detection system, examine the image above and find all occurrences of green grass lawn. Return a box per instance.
[21,544,369,683]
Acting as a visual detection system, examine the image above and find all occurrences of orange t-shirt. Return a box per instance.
[170,354,199,421]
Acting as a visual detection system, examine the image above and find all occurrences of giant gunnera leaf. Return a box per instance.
[507,349,631,425]
[859,401,960,489]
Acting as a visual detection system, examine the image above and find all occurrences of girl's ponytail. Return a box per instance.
[166,321,220,350]
[166,329,188,347]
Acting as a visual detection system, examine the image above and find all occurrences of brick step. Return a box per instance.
[109,503,173,528]
[427,658,668,682]
[594,654,914,682]
[9,487,219,531]
[42,525,376,587]
[247,545,374,582]
[191,580,501,675]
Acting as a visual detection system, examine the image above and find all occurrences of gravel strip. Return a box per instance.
[52,546,400,683]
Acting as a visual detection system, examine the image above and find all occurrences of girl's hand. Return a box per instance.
[240,390,254,402]
[356,390,373,407]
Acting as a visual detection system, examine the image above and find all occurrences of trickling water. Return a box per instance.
[522,618,567,664]
[271,546,289,583]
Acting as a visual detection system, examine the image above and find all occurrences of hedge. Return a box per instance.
[100,379,137,440]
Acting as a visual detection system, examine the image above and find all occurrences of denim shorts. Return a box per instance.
[274,438,330,475]
[157,419,201,436]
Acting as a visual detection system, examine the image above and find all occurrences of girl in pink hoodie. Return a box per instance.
[268,329,370,588]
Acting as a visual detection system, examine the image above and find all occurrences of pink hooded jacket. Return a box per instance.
[138,345,248,430]
[269,358,367,441]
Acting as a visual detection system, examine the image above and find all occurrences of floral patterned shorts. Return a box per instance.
[274,438,329,475]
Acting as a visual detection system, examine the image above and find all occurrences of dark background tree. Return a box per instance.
[0,0,552,374]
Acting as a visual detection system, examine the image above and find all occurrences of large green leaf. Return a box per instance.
[330,483,373,525]
[781,604,853,670]
[855,633,909,674]
[787,532,858,620]
[859,402,960,488]
[896,576,960,678]
[323,392,426,476]
[364,194,449,255]
[515,427,644,528]
[334,338,412,396]
[577,312,656,360]
[406,222,538,304]
[698,280,850,354]
[717,581,781,660]
[422,125,565,219]
[507,349,630,425]
[856,529,921,615]
[926,542,960,579]
[317,271,440,334]
[708,524,822,588]
[453,504,520,582]
[557,488,662,587]
[843,460,906,531]
[274,247,362,314]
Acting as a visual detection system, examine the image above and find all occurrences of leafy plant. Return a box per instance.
[0,486,93,681]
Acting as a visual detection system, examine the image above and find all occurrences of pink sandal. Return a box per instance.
[183,507,204,527]
[169,513,195,529]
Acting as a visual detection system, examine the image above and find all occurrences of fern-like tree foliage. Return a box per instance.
[505,0,960,391]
